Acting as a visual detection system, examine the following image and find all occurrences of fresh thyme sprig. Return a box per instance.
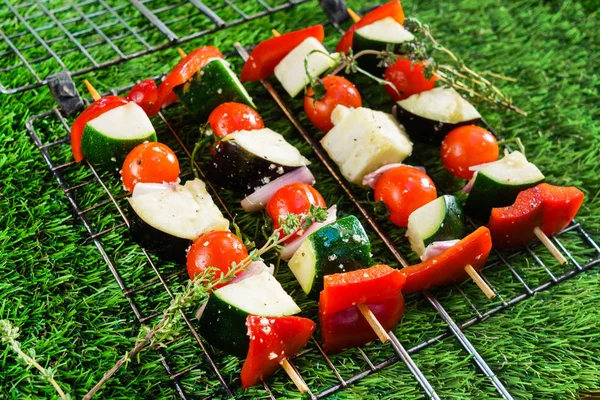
[191,122,217,179]
[83,206,327,399]
[303,17,526,116]
[1,320,69,400]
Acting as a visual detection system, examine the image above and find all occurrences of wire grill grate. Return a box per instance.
[26,10,600,400]
[0,0,309,94]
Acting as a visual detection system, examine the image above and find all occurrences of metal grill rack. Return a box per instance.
[26,6,600,400]
[0,0,309,94]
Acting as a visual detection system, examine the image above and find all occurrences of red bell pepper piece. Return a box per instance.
[401,227,492,294]
[241,315,316,388]
[126,79,158,116]
[488,183,584,248]
[150,46,223,116]
[70,96,129,162]
[335,0,405,54]
[319,264,406,354]
[240,25,325,82]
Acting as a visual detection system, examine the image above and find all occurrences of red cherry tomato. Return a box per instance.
[120,142,180,192]
[384,59,437,101]
[71,96,129,162]
[304,76,362,132]
[150,46,223,115]
[266,183,326,243]
[126,79,158,115]
[374,166,437,227]
[441,125,499,180]
[208,102,264,137]
[186,231,248,288]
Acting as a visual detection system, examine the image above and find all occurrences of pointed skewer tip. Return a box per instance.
[271,28,281,37]
[347,7,361,23]
[84,79,101,101]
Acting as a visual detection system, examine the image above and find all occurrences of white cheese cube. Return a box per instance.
[274,37,338,97]
[321,106,413,186]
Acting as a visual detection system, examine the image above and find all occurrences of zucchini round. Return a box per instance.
[406,195,465,256]
[80,102,157,169]
[352,17,415,74]
[464,151,545,222]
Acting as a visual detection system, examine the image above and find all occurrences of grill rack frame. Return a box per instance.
[0,0,310,94]
[25,7,600,400]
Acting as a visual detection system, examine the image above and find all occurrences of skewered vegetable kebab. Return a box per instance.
[76,78,317,390]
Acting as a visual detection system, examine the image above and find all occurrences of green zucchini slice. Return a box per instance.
[288,215,372,299]
[406,195,465,256]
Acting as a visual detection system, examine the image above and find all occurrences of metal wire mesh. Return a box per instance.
[0,0,308,94]
[25,9,600,400]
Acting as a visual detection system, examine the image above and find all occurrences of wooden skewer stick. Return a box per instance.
[177,48,187,58]
[357,303,390,344]
[271,29,281,37]
[279,358,309,393]
[347,7,361,23]
[533,227,568,265]
[464,264,495,299]
[84,79,101,101]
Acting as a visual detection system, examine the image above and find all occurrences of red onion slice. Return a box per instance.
[420,240,460,261]
[461,171,478,194]
[229,260,272,285]
[131,182,178,197]
[362,164,427,189]
[280,205,337,261]
[241,166,315,212]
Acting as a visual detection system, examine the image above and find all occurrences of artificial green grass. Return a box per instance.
[1,0,599,399]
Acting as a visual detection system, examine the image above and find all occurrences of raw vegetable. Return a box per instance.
[280,205,337,261]
[70,95,128,162]
[320,105,413,186]
[287,215,371,299]
[128,179,229,261]
[384,59,436,101]
[352,17,415,74]
[241,166,316,212]
[186,231,248,288]
[374,165,437,227]
[150,46,223,115]
[208,102,264,137]
[207,128,310,192]
[464,151,545,222]
[241,25,325,82]
[274,37,338,97]
[173,58,255,118]
[401,227,492,294]
[406,195,465,256]
[80,101,157,169]
[241,315,316,388]
[120,142,180,192]
[266,183,327,244]
[487,183,584,248]
[199,271,301,357]
[126,79,158,115]
[362,163,426,189]
[395,86,482,143]
[441,125,499,179]
[336,0,405,54]
[304,76,362,132]
[319,264,406,354]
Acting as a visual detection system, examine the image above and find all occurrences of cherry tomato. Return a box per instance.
[126,79,158,115]
[374,166,437,227]
[186,231,248,288]
[208,102,264,137]
[304,76,362,132]
[71,96,129,162]
[121,142,180,192]
[383,59,436,101]
[266,183,326,243]
[441,125,499,180]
